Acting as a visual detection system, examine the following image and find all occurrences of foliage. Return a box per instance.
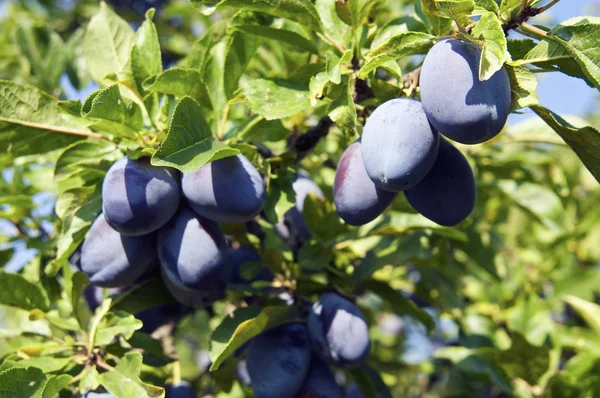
[0,0,600,397]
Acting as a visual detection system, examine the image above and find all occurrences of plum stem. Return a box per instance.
[217,102,230,140]
[172,360,182,384]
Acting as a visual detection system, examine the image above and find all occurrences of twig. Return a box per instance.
[96,359,115,371]
[521,22,551,38]
[536,0,561,14]
[291,116,333,161]
[322,33,346,54]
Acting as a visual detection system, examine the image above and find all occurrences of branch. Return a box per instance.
[291,116,333,161]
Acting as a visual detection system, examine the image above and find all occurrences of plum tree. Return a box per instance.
[165,381,197,398]
[102,157,181,236]
[157,206,227,307]
[226,245,272,285]
[295,357,344,398]
[420,39,511,145]
[182,154,265,223]
[308,292,371,367]
[80,214,157,288]
[246,322,312,398]
[361,98,440,191]
[276,171,324,246]
[404,139,476,226]
[333,140,397,226]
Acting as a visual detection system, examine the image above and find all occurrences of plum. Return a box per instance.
[345,384,365,398]
[84,392,115,398]
[136,303,190,334]
[276,170,324,245]
[165,381,197,398]
[308,292,371,367]
[296,357,344,398]
[102,157,181,236]
[361,98,440,191]
[333,140,397,226]
[404,139,476,226]
[246,322,312,398]
[80,214,157,288]
[182,155,265,223]
[157,206,227,307]
[236,359,252,386]
[420,39,511,144]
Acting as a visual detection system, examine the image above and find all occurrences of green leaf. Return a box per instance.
[15,25,67,92]
[303,194,347,241]
[0,367,47,397]
[530,105,600,183]
[0,272,50,312]
[505,64,539,110]
[498,0,541,22]
[262,161,296,223]
[359,32,436,78]
[83,2,135,85]
[421,0,475,26]
[151,96,239,173]
[506,293,553,346]
[209,306,297,371]
[349,364,393,398]
[547,16,600,90]
[88,298,112,349]
[470,12,507,81]
[0,80,91,158]
[128,332,175,366]
[95,310,143,346]
[243,78,311,120]
[564,295,600,332]
[131,9,162,94]
[70,272,92,330]
[498,180,565,233]
[328,78,357,134]
[223,32,262,99]
[39,374,72,398]
[110,275,175,315]
[191,0,323,33]
[315,0,349,44]
[230,25,317,53]
[474,0,499,14]
[497,333,550,385]
[11,357,71,374]
[143,68,209,104]
[100,352,165,398]
[362,279,435,332]
[298,239,334,270]
[81,85,143,138]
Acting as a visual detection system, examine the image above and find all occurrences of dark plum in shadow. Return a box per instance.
[157,206,227,307]
[80,214,157,288]
[102,157,181,236]
[308,292,371,367]
[165,381,197,398]
[295,356,344,398]
[420,39,511,145]
[361,98,440,191]
[182,155,265,224]
[404,138,476,226]
[333,140,397,226]
[246,322,312,398]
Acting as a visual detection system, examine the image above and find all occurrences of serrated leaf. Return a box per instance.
[0,272,50,311]
[244,78,311,120]
[95,310,143,346]
[362,279,435,332]
[505,64,538,110]
[0,81,91,158]
[470,12,507,80]
[143,68,209,105]
[131,9,162,95]
[209,306,297,371]
[546,16,600,90]
[100,352,165,398]
[530,105,600,183]
[564,295,600,333]
[83,2,135,85]
[39,374,72,398]
[0,367,47,397]
[191,0,323,33]
[360,32,436,77]
[422,0,475,26]
[81,85,143,138]
[151,96,239,172]
[15,25,67,92]
[110,274,175,314]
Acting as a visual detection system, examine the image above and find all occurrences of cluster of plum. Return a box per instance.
[334,39,511,227]
[78,153,268,305]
